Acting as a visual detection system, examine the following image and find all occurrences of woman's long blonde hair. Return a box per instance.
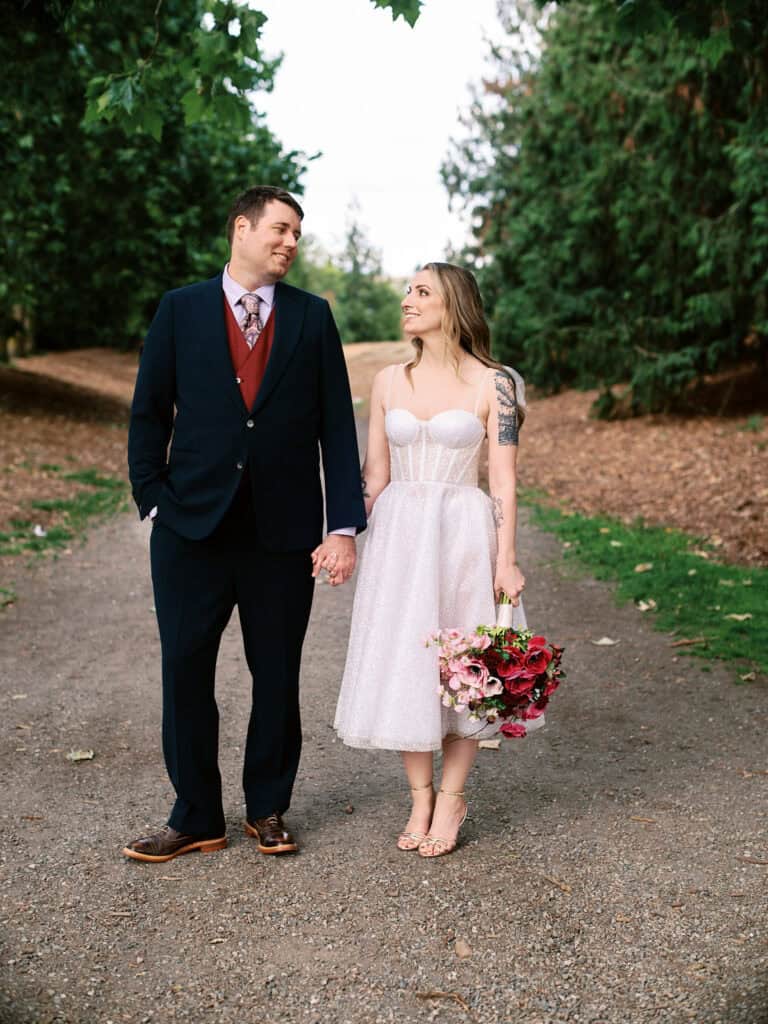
[405,262,525,426]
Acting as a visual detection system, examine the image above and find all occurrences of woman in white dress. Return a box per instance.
[330,262,526,858]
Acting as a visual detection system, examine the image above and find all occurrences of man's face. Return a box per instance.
[233,200,301,282]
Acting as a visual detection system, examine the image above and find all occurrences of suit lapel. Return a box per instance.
[252,281,306,412]
[198,274,247,415]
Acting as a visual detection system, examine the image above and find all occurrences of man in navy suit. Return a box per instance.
[124,186,366,862]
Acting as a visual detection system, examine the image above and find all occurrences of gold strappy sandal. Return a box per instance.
[418,789,467,859]
[397,781,434,851]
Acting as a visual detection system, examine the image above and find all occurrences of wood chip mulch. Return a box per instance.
[1,346,766,571]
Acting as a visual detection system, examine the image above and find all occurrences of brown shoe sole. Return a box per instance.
[243,821,298,854]
[122,836,228,863]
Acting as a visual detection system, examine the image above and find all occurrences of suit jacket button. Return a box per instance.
[235,376,242,384]
[236,461,244,470]
[246,419,254,428]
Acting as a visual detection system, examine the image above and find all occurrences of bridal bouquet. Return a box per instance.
[425,610,565,739]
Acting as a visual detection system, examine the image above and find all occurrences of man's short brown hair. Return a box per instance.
[226,186,304,245]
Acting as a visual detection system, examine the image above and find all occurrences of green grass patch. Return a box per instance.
[524,501,767,676]
[0,472,128,558]
[737,414,765,433]
[0,586,16,608]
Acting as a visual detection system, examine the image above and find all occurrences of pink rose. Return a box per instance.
[468,632,492,651]
[500,721,527,738]
[483,678,503,697]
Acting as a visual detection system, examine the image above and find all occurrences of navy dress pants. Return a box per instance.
[149,477,315,836]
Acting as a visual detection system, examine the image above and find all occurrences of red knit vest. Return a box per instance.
[223,297,276,411]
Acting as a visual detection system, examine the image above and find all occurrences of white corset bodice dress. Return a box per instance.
[333,367,527,752]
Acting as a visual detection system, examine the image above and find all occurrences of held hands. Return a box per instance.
[311,534,356,587]
[494,563,526,607]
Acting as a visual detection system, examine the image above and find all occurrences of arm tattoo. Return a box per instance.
[494,372,519,446]
[491,495,504,529]
[361,474,370,499]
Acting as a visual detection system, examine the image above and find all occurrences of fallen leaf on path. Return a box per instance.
[591,636,620,646]
[158,876,183,881]
[669,637,707,648]
[209,938,226,945]
[11,694,28,700]
[636,599,657,612]
[66,749,95,762]
[343,803,354,814]
[634,562,653,573]
[737,856,768,865]
[739,672,757,681]
[416,991,473,1017]
[478,739,501,750]
[630,816,657,824]
[614,913,632,923]
[454,938,472,959]
[725,613,752,622]
[21,815,44,821]
[543,875,572,894]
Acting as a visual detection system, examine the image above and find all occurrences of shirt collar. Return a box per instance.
[223,264,276,309]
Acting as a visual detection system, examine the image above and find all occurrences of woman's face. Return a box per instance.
[401,269,444,337]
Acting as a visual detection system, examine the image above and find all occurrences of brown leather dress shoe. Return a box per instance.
[122,825,227,863]
[244,813,298,854]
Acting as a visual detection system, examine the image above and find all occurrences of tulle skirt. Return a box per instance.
[333,481,528,751]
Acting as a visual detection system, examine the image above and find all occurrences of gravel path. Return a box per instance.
[1,486,767,1023]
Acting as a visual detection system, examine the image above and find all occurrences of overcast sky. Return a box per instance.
[253,0,503,277]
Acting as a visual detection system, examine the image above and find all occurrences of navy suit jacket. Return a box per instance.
[127,274,367,550]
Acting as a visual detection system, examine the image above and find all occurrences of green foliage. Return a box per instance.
[2,0,421,351]
[1,0,305,349]
[445,0,768,412]
[524,499,767,675]
[288,218,402,343]
[369,0,423,26]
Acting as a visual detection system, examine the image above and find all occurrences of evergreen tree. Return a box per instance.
[444,0,768,412]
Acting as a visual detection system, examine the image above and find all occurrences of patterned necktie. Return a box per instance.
[241,293,264,350]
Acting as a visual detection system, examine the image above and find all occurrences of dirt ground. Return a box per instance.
[2,345,766,568]
[1,349,767,1021]
[1,472,767,1023]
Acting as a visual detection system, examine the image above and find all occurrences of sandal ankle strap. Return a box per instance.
[410,781,433,792]
[439,789,465,798]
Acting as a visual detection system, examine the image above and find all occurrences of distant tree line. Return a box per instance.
[289,217,403,344]
[444,0,767,412]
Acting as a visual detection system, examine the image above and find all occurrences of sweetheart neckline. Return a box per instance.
[386,407,485,428]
